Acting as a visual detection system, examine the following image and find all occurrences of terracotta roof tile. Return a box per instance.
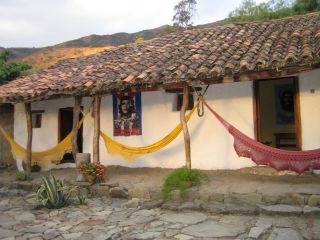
[1,13,320,102]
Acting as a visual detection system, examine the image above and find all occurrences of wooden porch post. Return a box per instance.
[72,96,82,160]
[180,84,191,169]
[25,102,32,171]
[92,95,101,163]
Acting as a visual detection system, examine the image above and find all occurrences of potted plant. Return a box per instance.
[79,162,106,183]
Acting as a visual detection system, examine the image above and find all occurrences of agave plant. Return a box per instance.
[36,174,70,209]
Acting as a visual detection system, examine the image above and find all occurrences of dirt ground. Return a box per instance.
[1,165,320,190]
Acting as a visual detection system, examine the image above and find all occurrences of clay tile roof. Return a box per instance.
[1,12,320,103]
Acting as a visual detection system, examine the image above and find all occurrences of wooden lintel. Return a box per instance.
[165,86,203,93]
[235,65,316,82]
[72,96,82,160]
[180,84,192,169]
[25,102,32,171]
[92,96,101,163]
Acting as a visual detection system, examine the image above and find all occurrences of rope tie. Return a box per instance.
[193,84,210,118]
[197,95,204,117]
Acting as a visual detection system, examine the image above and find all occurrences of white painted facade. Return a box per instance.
[13,69,320,170]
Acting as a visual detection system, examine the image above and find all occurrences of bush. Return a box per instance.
[162,167,206,200]
[36,174,71,209]
[16,171,32,181]
[79,162,106,183]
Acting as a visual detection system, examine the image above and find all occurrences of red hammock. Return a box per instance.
[203,100,320,173]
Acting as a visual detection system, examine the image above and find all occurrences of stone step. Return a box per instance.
[2,180,320,211]
[160,201,320,216]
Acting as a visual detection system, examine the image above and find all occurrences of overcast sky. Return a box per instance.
[0,0,266,48]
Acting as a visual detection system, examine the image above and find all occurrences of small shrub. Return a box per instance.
[16,171,32,181]
[77,193,86,205]
[162,167,206,200]
[36,174,71,209]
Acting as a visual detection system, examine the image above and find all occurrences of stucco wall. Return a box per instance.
[299,68,320,150]
[81,81,255,170]
[13,68,320,170]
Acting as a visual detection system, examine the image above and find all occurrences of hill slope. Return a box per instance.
[2,21,224,68]
[21,46,112,69]
[55,25,170,48]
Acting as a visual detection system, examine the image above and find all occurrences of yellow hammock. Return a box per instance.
[100,101,199,160]
[0,114,86,170]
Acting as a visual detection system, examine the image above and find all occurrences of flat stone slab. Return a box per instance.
[303,206,320,214]
[260,205,303,215]
[267,228,303,240]
[0,214,17,228]
[160,212,207,225]
[181,220,246,238]
[248,226,269,239]
[0,228,19,238]
[12,211,36,222]
[131,231,161,239]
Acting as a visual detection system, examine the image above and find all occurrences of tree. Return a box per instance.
[226,0,294,23]
[293,0,320,13]
[226,0,320,23]
[172,0,197,28]
[0,50,32,84]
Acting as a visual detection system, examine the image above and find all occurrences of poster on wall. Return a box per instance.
[113,92,142,136]
[275,84,295,125]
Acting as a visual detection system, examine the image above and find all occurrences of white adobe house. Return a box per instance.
[1,13,320,171]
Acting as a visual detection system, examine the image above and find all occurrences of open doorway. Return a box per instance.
[254,77,301,150]
[59,107,83,163]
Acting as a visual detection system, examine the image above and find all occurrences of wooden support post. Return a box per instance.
[72,96,82,160]
[92,96,101,163]
[25,102,32,171]
[180,85,191,169]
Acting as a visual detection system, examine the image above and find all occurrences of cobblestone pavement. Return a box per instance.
[0,192,319,240]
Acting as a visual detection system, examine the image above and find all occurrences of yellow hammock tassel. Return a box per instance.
[0,113,87,170]
[100,101,199,161]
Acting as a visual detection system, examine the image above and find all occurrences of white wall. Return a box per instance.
[14,81,255,170]
[299,68,320,150]
[14,98,75,151]
[14,69,319,170]
[82,81,255,170]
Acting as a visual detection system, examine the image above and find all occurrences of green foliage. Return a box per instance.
[77,193,86,205]
[293,0,320,13]
[43,55,52,63]
[162,167,206,200]
[16,171,32,181]
[225,0,319,23]
[0,50,32,84]
[225,0,294,23]
[172,0,197,28]
[36,174,70,209]
[135,37,145,44]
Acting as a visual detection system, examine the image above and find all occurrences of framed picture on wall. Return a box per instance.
[275,84,295,125]
[113,92,142,136]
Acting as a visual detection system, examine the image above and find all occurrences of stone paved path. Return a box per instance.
[1,193,319,240]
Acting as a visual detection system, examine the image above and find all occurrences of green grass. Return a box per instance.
[162,167,206,200]
[16,171,32,181]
